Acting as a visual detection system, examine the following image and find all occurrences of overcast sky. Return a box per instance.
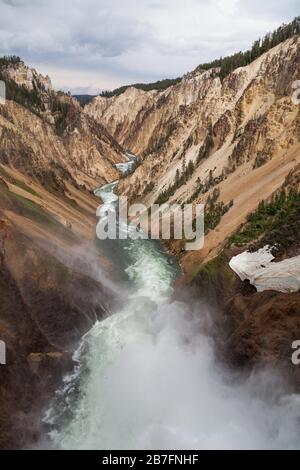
[0,0,298,94]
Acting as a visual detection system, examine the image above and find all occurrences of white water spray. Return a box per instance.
[44,178,300,450]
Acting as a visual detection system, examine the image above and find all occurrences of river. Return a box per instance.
[44,159,300,450]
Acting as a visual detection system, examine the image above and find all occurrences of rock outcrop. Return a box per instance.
[0,58,126,191]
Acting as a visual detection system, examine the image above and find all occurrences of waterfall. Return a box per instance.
[44,175,300,450]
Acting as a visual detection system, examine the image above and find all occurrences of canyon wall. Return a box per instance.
[1,58,126,191]
[0,58,123,448]
[86,37,300,269]
[86,36,300,389]
[0,34,300,448]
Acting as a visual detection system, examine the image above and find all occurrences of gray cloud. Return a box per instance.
[0,0,298,93]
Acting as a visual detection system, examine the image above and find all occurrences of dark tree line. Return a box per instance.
[99,77,182,98]
[100,16,300,99]
[155,159,195,204]
[195,16,300,80]
[0,55,22,68]
[0,55,45,114]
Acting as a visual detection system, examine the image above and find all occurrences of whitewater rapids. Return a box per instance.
[44,180,300,450]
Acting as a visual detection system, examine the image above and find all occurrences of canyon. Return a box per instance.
[0,58,125,448]
[86,36,300,268]
[0,29,299,449]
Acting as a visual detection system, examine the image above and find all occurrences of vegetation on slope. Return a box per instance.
[0,70,45,115]
[0,56,46,114]
[99,77,182,98]
[0,56,22,68]
[227,189,300,254]
[49,93,72,134]
[195,17,300,80]
[154,159,195,204]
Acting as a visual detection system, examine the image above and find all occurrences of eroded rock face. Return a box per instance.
[0,100,124,191]
[86,38,300,267]
[188,249,300,392]
[0,59,124,448]
[0,37,299,449]
[0,60,126,191]
[4,60,52,92]
[225,290,300,369]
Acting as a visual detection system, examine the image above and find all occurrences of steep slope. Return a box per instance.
[0,57,126,191]
[0,59,123,449]
[85,73,206,156]
[0,34,299,448]
[0,172,117,449]
[188,165,300,387]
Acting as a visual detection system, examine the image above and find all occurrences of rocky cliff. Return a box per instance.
[181,164,300,392]
[0,30,300,449]
[0,172,117,448]
[86,35,300,393]
[86,37,300,270]
[0,59,123,449]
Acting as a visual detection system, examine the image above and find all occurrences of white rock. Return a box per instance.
[229,246,300,293]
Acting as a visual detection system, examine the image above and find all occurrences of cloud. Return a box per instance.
[0,0,298,93]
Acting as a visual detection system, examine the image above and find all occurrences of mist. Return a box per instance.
[43,254,300,449]
[39,178,300,451]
